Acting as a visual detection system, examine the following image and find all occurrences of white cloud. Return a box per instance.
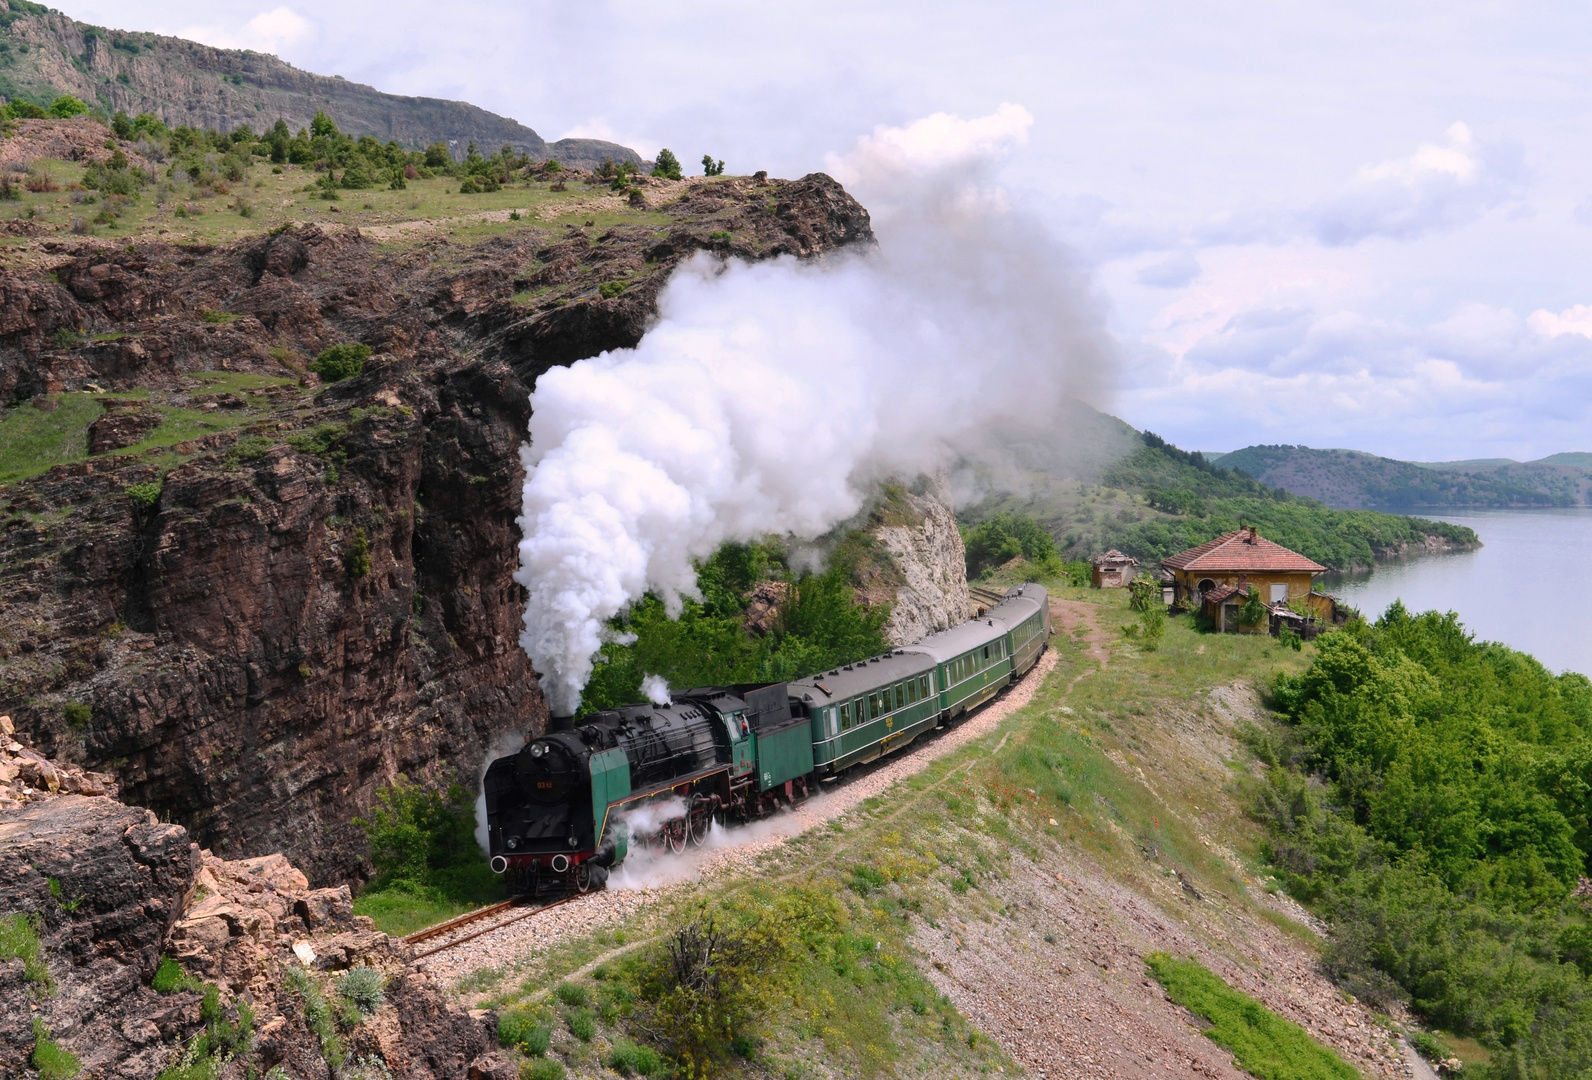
[1308,123,1527,246]
[1135,250,1201,288]
[1527,303,1592,339]
[177,5,311,53]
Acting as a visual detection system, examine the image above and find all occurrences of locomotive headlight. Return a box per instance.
[506,837,518,850]
[530,743,546,758]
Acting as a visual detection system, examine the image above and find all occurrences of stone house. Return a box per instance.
[1089,549,1139,588]
[1162,527,1330,632]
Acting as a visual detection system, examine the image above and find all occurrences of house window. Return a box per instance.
[1198,578,1216,593]
[1270,583,1288,603]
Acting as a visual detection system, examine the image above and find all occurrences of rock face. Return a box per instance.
[0,4,638,169]
[0,737,491,1078]
[874,484,973,645]
[0,174,873,884]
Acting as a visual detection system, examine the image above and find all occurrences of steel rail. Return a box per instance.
[410,895,583,960]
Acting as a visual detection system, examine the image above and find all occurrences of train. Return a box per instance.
[483,583,1052,892]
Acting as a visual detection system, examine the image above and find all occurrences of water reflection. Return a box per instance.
[1321,507,1592,677]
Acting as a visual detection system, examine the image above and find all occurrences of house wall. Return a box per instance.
[1091,563,1136,588]
[1172,570,1317,610]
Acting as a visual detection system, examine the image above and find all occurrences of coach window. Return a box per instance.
[894,682,904,709]
[921,674,931,697]
[906,678,916,704]
[840,701,852,730]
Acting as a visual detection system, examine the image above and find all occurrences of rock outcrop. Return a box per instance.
[862,482,973,646]
[0,172,872,884]
[0,728,491,1078]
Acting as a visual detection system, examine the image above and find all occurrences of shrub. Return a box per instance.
[311,343,371,382]
[30,1018,80,1080]
[554,982,589,1008]
[152,955,203,993]
[346,527,371,577]
[337,966,385,1016]
[201,310,237,324]
[1139,605,1165,651]
[497,1009,550,1054]
[284,966,345,1071]
[651,149,682,180]
[352,776,497,903]
[701,155,725,177]
[225,435,273,465]
[962,513,1060,579]
[0,912,49,989]
[608,1039,666,1077]
[598,280,626,299]
[124,480,163,507]
[520,1060,564,1080]
[566,1006,596,1041]
[49,95,87,119]
[62,702,91,728]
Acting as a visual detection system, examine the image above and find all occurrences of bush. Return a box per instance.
[520,1060,565,1080]
[152,955,203,993]
[961,513,1060,579]
[311,343,371,382]
[566,1006,596,1041]
[554,982,589,1008]
[497,1009,550,1054]
[338,966,385,1016]
[283,966,344,1071]
[48,95,87,119]
[651,149,682,180]
[599,280,626,299]
[1139,605,1165,651]
[608,1038,666,1077]
[125,481,163,507]
[62,701,91,728]
[352,776,498,905]
[346,526,371,578]
[0,912,49,989]
[701,155,725,177]
[30,1018,80,1080]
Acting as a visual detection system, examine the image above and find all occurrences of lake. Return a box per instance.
[1321,507,1592,677]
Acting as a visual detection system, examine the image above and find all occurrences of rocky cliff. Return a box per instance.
[0,720,499,1079]
[872,482,973,645]
[0,142,874,884]
[0,0,638,167]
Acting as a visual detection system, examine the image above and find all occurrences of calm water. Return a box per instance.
[1321,508,1592,677]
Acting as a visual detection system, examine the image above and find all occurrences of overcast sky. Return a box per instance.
[68,1,1592,461]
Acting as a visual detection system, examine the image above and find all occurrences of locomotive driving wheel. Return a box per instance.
[688,797,712,846]
[663,817,687,854]
[575,862,594,893]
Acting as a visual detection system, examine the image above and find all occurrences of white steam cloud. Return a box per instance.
[640,674,672,705]
[515,105,1113,713]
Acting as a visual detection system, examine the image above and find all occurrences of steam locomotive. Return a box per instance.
[483,583,1051,892]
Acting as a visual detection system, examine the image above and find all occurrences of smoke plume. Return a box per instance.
[516,104,1114,713]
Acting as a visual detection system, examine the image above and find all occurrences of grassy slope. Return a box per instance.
[447,585,1416,1080]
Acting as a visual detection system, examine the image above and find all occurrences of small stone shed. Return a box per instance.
[1089,549,1140,588]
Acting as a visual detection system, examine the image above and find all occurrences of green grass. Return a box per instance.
[350,890,487,938]
[0,912,49,989]
[0,393,100,482]
[152,954,203,993]
[30,1019,80,1080]
[1147,953,1360,1080]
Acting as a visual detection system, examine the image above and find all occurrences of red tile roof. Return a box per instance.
[1162,529,1325,574]
[1204,583,1246,603]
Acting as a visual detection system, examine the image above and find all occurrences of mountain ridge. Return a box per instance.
[0,0,642,168]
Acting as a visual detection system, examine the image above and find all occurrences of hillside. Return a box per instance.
[0,0,640,167]
[964,431,1477,571]
[1217,443,1592,509]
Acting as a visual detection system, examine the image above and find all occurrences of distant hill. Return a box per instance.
[0,0,640,168]
[1217,444,1592,509]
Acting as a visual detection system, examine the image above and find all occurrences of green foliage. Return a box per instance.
[125,480,163,507]
[1139,604,1166,651]
[554,982,590,1008]
[1239,587,1269,627]
[62,701,91,727]
[609,1038,667,1077]
[346,526,371,577]
[566,1006,596,1041]
[521,1060,565,1080]
[152,955,203,993]
[497,1009,551,1055]
[286,422,348,457]
[224,435,273,465]
[1278,625,1303,652]
[599,280,627,298]
[352,776,504,929]
[1146,954,1358,1079]
[48,95,87,119]
[311,343,371,382]
[1256,605,1592,1072]
[1127,577,1159,612]
[581,541,889,714]
[701,154,725,177]
[284,966,344,1071]
[30,1018,80,1080]
[651,149,683,180]
[962,512,1061,579]
[338,966,385,1016]
[1092,433,1478,570]
[0,912,49,990]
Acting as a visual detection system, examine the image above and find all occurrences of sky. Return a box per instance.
[68,0,1592,461]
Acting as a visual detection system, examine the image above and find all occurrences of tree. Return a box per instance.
[652,148,683,180]
[48,95,87,119]
[701,154,725,176]
[424,141,451,168]
[310,109,337,138]
[110,110,133,140]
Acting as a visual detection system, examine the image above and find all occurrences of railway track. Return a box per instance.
[403,894,583,959]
